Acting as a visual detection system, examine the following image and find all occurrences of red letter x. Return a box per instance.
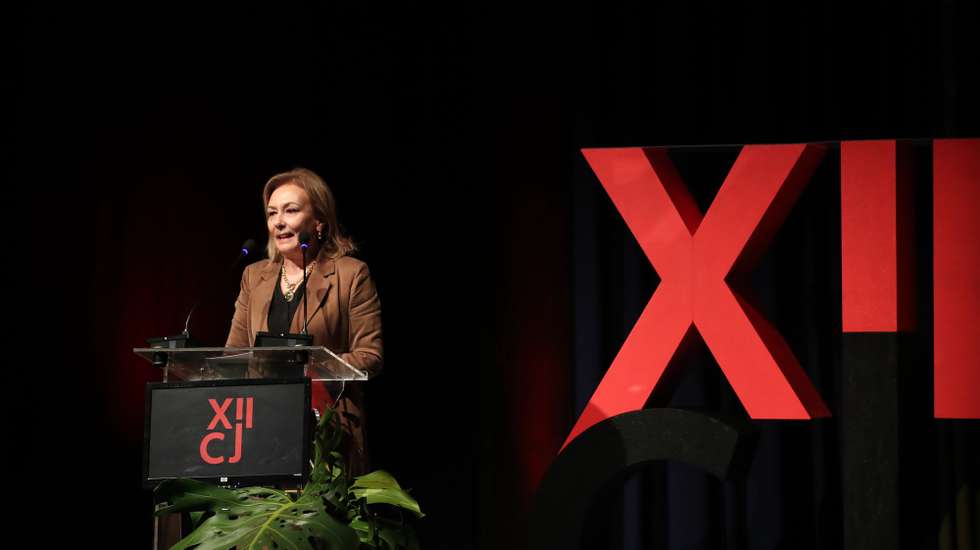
[207,398,233,430]
[564,145,831,449]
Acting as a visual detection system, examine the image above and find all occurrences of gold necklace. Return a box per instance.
[281,262,315,302]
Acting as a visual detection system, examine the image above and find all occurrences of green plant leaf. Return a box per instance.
[350,472,424,518]
[374,516,421,550]
[155,479,245,515]
[155,478,360,550]
[351,471,402,490]
[350,515,373,541]
[317,405,344,456]
[350,514,420,550]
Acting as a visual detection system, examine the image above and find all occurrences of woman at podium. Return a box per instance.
[225,167,382,475]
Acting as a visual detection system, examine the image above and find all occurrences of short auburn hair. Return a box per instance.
[262,167,356,261]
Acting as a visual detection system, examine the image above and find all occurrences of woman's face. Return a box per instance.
[266,183,323,258]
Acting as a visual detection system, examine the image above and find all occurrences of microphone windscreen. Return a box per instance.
[298,231,312,248]
[241,239,257,256]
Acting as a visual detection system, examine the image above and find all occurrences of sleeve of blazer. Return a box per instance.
[225,263,254,348]
[341,261,384,377]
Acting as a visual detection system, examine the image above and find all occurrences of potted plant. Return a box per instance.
[154,405,423,549]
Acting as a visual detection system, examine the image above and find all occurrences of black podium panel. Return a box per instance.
[143,378,311,487]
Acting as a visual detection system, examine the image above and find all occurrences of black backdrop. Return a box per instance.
[14,1,979,548]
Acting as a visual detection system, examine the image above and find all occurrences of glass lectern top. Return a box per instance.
[132,346,368,382]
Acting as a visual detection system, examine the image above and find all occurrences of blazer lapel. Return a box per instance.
[250,260,279,340]
[289,255,336,336]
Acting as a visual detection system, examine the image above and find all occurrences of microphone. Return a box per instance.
[146,238,256,367]
[299,231,312,335]
[240,238,258,258]
[180,238,257,338]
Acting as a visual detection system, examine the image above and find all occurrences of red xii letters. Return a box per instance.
[200,397,255,464]
[565,144,832,449]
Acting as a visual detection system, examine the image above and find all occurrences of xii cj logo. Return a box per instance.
[200,397,254,465]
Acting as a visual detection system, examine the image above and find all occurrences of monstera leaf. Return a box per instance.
[155,479,360,550]
[155,405,422,549]
[350,514,421,550]
[348,471,424,549]
[350,471,423,518]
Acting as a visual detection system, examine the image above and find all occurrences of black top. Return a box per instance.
[267,276,308,335]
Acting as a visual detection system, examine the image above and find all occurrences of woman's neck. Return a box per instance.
[282,246,319,275]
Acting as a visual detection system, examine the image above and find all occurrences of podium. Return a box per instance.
[132,345,370,383]
[134,346,372,549]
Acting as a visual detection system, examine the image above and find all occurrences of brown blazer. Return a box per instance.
[225,250,383,475]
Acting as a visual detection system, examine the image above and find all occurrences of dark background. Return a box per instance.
[14,1,979,548]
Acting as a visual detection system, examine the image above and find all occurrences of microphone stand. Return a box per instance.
[297,232,312,366]
[300,232,310,336]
